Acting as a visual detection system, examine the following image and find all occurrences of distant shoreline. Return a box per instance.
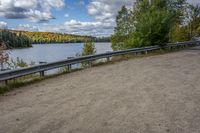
[32,42,111,45]
[5,42,111,50]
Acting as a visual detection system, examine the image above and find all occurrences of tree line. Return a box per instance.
[111,0,200,50]
[23,31,110,44]
[0,29,111,49]
[22,31,94,44]
[0,30,32,48]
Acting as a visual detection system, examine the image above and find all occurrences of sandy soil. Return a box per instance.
[1,47,200,133]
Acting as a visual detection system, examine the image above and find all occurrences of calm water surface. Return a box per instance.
[8,42,112,64]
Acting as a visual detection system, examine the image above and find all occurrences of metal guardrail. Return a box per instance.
[0,41,200,82]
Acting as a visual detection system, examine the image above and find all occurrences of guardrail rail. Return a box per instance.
[0,41,200,82]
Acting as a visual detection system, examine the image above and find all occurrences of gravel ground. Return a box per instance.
[0,47,200,133]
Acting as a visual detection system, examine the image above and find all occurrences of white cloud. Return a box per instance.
[38,19,113,36]
[84,0,134,36]
[88,0,134,23]
[8,0,136,36]
[0,0,135,36]
[0,0,65,22]
[9,0,134,36]
[13,24,39,31]
[0,21,7,29]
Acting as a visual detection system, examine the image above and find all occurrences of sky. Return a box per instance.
[0,0,199,37]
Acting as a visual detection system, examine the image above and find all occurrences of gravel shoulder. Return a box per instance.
[1,47,200,133]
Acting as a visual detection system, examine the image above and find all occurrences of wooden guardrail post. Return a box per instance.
[89,60,93,67]
[135,52,137,56]
[106,51,111,62]
[40,71,45,77]
[106,57,110,62]
[39,61,47,77]
[67,57,74,71]
[67,64,72,71]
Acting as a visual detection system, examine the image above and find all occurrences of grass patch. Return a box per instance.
[0,68,83,95]
[0,77,42,94]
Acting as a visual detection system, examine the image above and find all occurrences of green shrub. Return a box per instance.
[7,57,28,69]
[82,42,96,56]
[81,42,96,67]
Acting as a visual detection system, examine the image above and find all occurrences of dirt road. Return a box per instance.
[1,47,200,133]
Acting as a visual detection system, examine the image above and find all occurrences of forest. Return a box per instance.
[22,31,94,44]
[0,30,110,49]
[23,31,110,44]
[111,0,200,50]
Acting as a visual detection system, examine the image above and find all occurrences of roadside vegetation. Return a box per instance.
[81,42,96,67]
[111,0,200,50]
[82,42,96,56]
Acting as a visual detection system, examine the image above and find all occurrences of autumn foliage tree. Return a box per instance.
[23,31,93,44]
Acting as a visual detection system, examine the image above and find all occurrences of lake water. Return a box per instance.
[7,42,112,65]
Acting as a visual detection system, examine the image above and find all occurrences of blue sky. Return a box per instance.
[0,0,199,37]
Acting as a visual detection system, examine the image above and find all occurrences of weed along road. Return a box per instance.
[1,47,200,133]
